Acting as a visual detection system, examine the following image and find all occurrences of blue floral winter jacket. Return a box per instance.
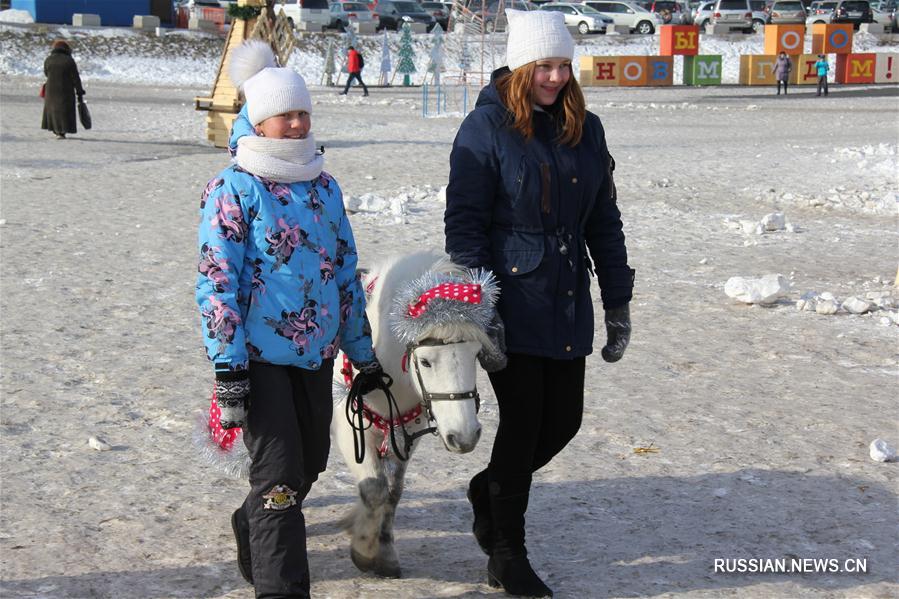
[445,68,634,360]
[197,124,374,373]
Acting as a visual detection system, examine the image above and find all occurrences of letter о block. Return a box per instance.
[618,57,648,86]
[738,55,777,85]
[763,24,805,56]
[811,23,853,55]
[875,53,898,83]
[791,54,820,85]
[835,53,875,83]
[660,25,700,56]
[683,55,722,85]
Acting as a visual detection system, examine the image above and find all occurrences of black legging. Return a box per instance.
[777,80,788,94]
[487,353,586,477]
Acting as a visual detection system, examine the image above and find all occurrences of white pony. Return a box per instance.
[333,251,501,578]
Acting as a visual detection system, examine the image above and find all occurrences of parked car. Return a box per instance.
[327,1,378,30]
[540,2,613,33]
[419,1,450,28]
[831,0,874,25]
[767,0,807,22]
[872,5,897,28]
[693,0,715,25]
[710,0,753,31]
[584,0,661,32]
[476,0,539,32]
[372,0,436,30]
[805,0,837,22]
[276,0,332,31]
[748,0,770,30]
[643,0,688,22]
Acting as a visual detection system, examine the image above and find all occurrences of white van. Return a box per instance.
[276,0,331,31]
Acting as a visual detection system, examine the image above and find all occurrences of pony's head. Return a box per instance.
[391,269,500,454]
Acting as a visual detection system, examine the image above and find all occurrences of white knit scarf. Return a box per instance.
[235,135,324,183]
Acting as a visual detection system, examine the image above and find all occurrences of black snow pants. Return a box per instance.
[342,72,369,95]
[240,360,334,598]
[817,75,829,96]
[486,353,586,477]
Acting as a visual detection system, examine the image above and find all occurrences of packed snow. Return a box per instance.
[1,19,898,599]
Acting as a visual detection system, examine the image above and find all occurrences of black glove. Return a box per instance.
[353,359,390,395]
[214,372,250,429]
[478,310,507,373]
[601,304,631,363]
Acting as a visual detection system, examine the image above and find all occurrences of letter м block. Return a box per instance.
[811,23,853,55]
[764,24,805,55]
[835,53,875,83]
[660,25,700,56]
[684,55,722,85]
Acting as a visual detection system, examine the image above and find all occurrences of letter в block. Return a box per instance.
[874,53,898,83]
[619,57,648,86]
[683,55,722,85]
[647,56,674,86]
[660,25,700,56]
[738,55,777,85]
[791,54,820,85]
[811,23,853,55]
[835,53,875,83]
[764,24,805,56]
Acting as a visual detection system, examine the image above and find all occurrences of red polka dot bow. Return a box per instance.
[407,283,482,318]
[208,392,241,451]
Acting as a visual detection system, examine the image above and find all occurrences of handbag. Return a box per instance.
[77,98,92,130]
[39,83,45,98]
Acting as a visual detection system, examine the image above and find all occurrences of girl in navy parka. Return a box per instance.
[196,41,383,597]
[444,10,635,598]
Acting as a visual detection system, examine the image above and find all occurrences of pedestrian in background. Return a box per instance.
[444,9,634,598]
[815,54,829,97]
[339,45,369,97]
[41,40,85,139]
[774,51,792,96]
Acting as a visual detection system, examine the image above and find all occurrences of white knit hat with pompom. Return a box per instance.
[505,9,574,71]
[228,40,312,125]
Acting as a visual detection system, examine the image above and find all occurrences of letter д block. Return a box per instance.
[836,53,875,83]
[811,23,853,55]
[683,55,722,85]
[764,24,805,55]
[660,25,700,56]
[791,54,820,84]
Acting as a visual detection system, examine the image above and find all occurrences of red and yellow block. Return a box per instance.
[874,53,898,83]
[835,53,875,83]
[791,54,821,85]
[811,23,853,55]
[763,24,805,56]
[579,56,620,86]
[739,55,777,85]
[579,56,674,87]
[659,25,700,56]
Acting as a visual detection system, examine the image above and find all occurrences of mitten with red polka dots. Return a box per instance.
[214,372,250,430]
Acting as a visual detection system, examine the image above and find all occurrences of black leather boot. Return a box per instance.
[231,505,253,584]
[467,469,493,555]
[485,471,553,598]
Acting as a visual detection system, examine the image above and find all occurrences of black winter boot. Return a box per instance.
[467,469,493,555]
[231,506,253,584]
[485,471,553,598]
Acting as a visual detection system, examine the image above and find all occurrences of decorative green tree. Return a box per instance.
[396,22,417,86]
[323,40,336,86]
[427,23,444,85]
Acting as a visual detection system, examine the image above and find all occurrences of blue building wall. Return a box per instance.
[11,0,152,26]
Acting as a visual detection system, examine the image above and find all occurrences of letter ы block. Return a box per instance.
[874,53,898,83]
[738,55,777,85]
[683,55,722,85]
[791,54,820,85]
[811,23,853,55]
[835,53,875,83]
[763,24,804,56]
[619,57,649,86]
[660,25,700,56]
[647,56,674,86]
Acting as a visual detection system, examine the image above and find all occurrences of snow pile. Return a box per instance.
[0,9,34,24]
[869,439,897,462]
[833,143,898,182]
[724,212,796,235]
[344,185,441,224]
[755,187,897,215]
[795,289,898,324]
[724,274,790,304]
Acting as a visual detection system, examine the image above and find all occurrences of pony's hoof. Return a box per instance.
[350,548,402,578]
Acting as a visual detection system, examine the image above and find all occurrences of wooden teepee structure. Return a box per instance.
[195,0,298,148]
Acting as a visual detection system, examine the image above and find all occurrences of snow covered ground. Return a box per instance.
[1,23,898,599]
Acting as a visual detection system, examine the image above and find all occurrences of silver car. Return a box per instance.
[540,2,613,33]
[693,0,715,26]
[806,0,838,22]
[584,0,662,32]
[711,0,754,31]
[767,0,807,22]
[327,1,378,30]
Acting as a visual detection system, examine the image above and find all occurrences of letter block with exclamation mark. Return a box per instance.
[875,53,898,83]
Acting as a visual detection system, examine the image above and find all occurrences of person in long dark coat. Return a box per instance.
[41,40,85,139]
[444,8,634,598]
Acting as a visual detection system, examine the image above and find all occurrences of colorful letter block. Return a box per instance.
[764,24,805,56]
[619,56,648,86]
[660,25,700,56]
[578,55,595,86]
[683,55,722,85]
[578,56,620,86]
[835,53,875,83]
[875,53,898,83]
[738,55,777,85]
[791,54,821,85]
[647,56,674,86]
[811,23,853,55]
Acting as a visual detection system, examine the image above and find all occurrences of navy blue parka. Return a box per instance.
[444,68,634,360]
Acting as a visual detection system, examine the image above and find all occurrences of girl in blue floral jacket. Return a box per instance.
[196,41,382,597]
